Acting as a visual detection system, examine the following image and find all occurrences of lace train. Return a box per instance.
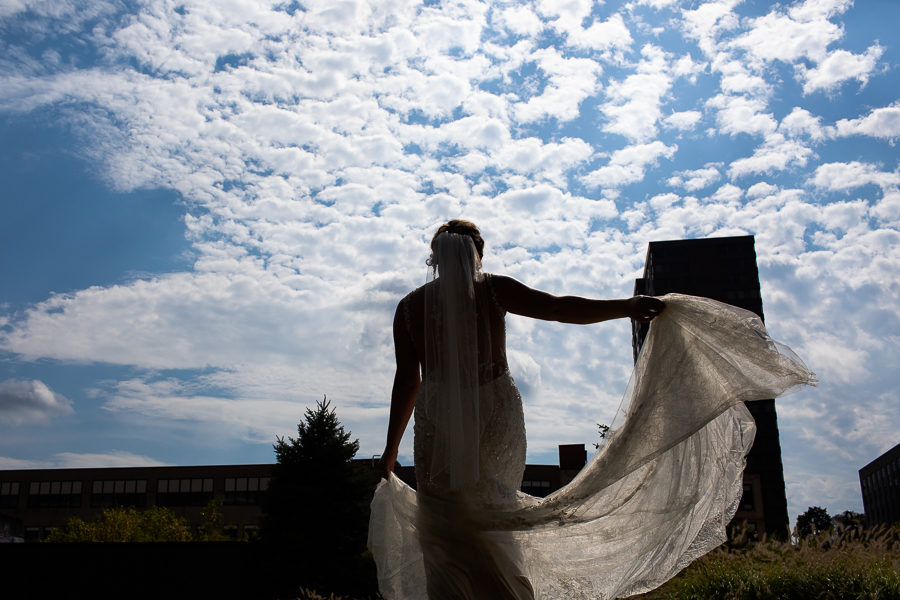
[368,294,816,600]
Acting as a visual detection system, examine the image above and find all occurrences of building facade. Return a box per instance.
[0,445,586,541]
[633,235,789,537]
[859,442,900,526]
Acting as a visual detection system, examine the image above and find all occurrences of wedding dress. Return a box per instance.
[368,237,816,600]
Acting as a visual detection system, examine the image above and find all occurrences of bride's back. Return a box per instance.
[402,276,509,384]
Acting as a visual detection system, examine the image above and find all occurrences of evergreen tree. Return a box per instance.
[260,397,376,596]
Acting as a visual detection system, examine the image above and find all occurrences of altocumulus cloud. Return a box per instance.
[0,379,73,425]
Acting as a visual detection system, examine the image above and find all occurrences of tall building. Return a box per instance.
[859,442,900,526]
[633,235,789,538]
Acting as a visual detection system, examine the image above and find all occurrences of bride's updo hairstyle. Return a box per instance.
[428,219,484,269]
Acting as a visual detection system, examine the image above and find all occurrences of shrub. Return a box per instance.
[45,506,193,542]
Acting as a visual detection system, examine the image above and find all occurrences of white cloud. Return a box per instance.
[0,451,166,469]
[799,45,884,94]
[661,110,702,131]
[563,13,634,56]
[667,164,721,191]
[728,133,814,178]
[746,181,779,198]
[0,379,73,425]
[513,49,604,123]
[732,2,846,65]
[707,94,777,137]
[496,5,543,37]
[680,0,742,57]
[779,107,833,141]
[836,102,900,140]
[600,44,673,142]
[809,161,900,191]
[582,141,677,189]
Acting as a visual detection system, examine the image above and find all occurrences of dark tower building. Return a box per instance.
[633,235,789,538]
[859,442,900,526]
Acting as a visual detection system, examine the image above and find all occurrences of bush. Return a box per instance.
[45,506,193,542]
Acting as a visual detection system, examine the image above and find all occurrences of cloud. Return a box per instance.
[835,102,900,140]
[707,94,777,137]
[799,45,884,94]
[600,44,674,142]
[731,1,847,65]
[582,141,677,189]
[0,451,166,469]
[513,48,604,123]
[662,110,702,131]
[779,107,833,141]
[809,161,900,191]
[0,379,73,425]
[679,0,742,57]
[496,5,544,37]
[728,133,814,178]
[667,164,721,191]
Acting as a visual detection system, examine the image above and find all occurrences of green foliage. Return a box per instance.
[260,397,376,597]
[197,496,228,541]
[638,526,900,600]
[796,505,833,539]
[45,506,193,542]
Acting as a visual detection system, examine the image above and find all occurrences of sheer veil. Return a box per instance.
[422,232,486,491]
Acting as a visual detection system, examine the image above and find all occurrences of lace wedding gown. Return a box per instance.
[369,292,815,600]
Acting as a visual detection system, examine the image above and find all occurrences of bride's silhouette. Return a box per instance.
[369,220,815,600]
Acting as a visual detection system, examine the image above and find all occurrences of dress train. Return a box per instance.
[368,294,816,599]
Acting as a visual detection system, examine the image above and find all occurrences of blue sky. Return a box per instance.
[1,0,898,525]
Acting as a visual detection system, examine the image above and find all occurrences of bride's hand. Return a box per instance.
[377,450,397,481]
[628,296,665,322]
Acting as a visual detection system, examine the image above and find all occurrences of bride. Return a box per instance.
[369,220,815,600]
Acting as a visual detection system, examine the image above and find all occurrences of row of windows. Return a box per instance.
[158,478,213,494]
[521,480,552,497]
[26,480,84,508]
[29,480,84,496]
[0,482,20,508]
[224,477,268,505]
[2,476,270,508]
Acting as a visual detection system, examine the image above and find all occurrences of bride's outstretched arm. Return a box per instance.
[378,302,421,480]
[492,275,664,324]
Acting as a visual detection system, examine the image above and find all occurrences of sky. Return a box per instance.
[1,0,898,526]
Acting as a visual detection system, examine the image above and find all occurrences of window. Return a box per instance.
[521,480,552,497]
[0,481,20,509]
[27,480,82,508]
[740,482,755,511]
[156,478,213,506]
[224,477,269,505]
[90,479,147,508]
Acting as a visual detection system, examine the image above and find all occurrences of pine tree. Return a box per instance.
[260,397,375,595]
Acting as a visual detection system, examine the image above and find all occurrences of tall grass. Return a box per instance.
[288,526,899,600]
[640,525,900,600]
